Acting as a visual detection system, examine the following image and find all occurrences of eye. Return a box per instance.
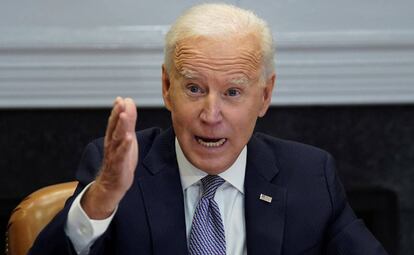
[186,84,204,95]
[225,88,241,97]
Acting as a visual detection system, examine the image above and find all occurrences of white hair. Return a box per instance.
[164,3,275,79]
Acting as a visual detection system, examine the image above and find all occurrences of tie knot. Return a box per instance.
[201,175,225,199]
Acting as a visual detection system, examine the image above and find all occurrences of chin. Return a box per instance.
[193,158,233,175]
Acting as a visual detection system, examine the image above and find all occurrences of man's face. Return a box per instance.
[162,34,275,174]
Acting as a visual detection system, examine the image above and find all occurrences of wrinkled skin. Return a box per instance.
[163,34,275,174]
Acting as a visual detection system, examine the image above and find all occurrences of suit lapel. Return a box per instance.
[245,134,287,255]
[139,128,188,255]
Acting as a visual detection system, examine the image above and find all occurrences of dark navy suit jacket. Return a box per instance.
[30,127,388,255]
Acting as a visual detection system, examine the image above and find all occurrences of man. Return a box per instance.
[30,3,388,255]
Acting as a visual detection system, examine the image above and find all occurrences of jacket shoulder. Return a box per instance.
[253,132,331,160]
[251,133,335,183]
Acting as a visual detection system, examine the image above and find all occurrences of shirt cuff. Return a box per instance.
[65,182,117,255]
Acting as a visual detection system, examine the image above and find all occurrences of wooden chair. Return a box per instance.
[6,181,78,255]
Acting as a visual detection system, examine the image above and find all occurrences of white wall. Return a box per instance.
[1,0,413,108]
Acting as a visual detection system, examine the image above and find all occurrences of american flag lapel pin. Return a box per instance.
[259,193,272,203]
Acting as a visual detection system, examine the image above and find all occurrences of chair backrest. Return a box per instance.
[6,181,78,255]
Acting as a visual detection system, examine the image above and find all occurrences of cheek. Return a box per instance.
[171,101,199,131]
[228,108,257,133]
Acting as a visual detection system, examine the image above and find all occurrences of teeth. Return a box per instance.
[197,138,226,148]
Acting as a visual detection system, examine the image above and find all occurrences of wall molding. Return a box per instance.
[1,26,414,108]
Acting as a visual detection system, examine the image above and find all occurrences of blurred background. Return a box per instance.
[1,0,413,254]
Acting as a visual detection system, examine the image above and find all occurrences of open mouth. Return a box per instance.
[196,136,227,148]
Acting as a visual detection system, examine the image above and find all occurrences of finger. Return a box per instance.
[114,132,134,161]
[112,111,129,144]
[112,133,136,176]
[105,97,125,144]
[123,98,137,132]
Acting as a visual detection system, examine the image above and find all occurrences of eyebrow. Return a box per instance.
[179,69,200,79]
[179,68,251,86]
[229,76,250,86]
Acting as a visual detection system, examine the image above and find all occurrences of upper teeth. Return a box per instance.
[197,138,226,147]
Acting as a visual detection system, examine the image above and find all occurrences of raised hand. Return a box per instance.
[81,97,138,219]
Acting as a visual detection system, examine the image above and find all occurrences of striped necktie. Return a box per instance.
[188,175,226,255]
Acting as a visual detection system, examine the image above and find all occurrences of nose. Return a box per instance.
[199,94,223,125]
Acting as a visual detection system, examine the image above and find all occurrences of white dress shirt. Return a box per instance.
[65,138,247,255]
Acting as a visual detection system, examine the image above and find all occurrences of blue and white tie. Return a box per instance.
[188,175,226,255]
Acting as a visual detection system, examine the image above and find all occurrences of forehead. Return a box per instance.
[173,34,263,80]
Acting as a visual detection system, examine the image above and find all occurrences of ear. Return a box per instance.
[258,73,276,117]
[162,64,173,111]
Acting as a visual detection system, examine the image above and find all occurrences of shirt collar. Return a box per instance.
[175,138,246,194]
